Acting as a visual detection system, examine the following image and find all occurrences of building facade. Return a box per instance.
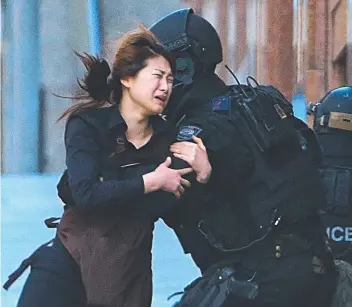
[1,0,351,173]
[185,0,352,103]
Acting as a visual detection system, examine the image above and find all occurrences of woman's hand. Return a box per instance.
[170,136,212,184]
[143,157,192,198]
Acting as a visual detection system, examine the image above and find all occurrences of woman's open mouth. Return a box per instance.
[154,95,167,105]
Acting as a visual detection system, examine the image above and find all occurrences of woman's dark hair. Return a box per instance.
[58,25,175,121]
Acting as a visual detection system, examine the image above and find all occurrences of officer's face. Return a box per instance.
[122,55,174,116]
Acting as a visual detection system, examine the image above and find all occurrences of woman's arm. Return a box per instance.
[65,116,145,209]
[64,116,192,209]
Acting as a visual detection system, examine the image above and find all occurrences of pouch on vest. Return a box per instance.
[320,166,352,215]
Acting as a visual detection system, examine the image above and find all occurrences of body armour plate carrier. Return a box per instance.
[211,81,326,245]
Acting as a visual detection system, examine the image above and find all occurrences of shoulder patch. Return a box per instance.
[177,125,203,141]
[211,95,231,112]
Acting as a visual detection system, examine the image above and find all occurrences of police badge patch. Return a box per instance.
[177,125,203,141]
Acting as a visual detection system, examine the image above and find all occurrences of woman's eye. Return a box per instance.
[154,74,162,78]
[167,79,174,84]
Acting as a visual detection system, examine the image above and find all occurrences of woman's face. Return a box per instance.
[122,55,174,116]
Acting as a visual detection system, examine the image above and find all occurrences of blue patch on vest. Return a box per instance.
[211,95,231,111]
[177,125,203,141]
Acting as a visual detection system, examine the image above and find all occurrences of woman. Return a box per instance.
[14,25,212,307]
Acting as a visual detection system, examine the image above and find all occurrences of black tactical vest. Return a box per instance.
[212,83,326,237]
[319,164,352,262]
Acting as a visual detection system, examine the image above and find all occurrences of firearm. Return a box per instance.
[172,266,259,307]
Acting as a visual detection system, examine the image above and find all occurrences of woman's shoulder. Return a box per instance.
[67,105,116,131]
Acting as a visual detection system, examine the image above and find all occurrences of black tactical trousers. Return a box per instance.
[16,237,86,307]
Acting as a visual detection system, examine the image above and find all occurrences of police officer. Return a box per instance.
[150,8,337,307]
[308,86,352,264]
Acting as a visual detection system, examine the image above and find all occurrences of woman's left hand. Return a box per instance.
[170,136,212,184]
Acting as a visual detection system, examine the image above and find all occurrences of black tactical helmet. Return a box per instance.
[150,8,223,85]
[308,86,352,165]
[309,86,352,133]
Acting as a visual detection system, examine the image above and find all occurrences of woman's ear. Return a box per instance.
[120,76,133,89]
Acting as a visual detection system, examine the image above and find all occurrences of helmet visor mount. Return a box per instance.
[318,112,352,132]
